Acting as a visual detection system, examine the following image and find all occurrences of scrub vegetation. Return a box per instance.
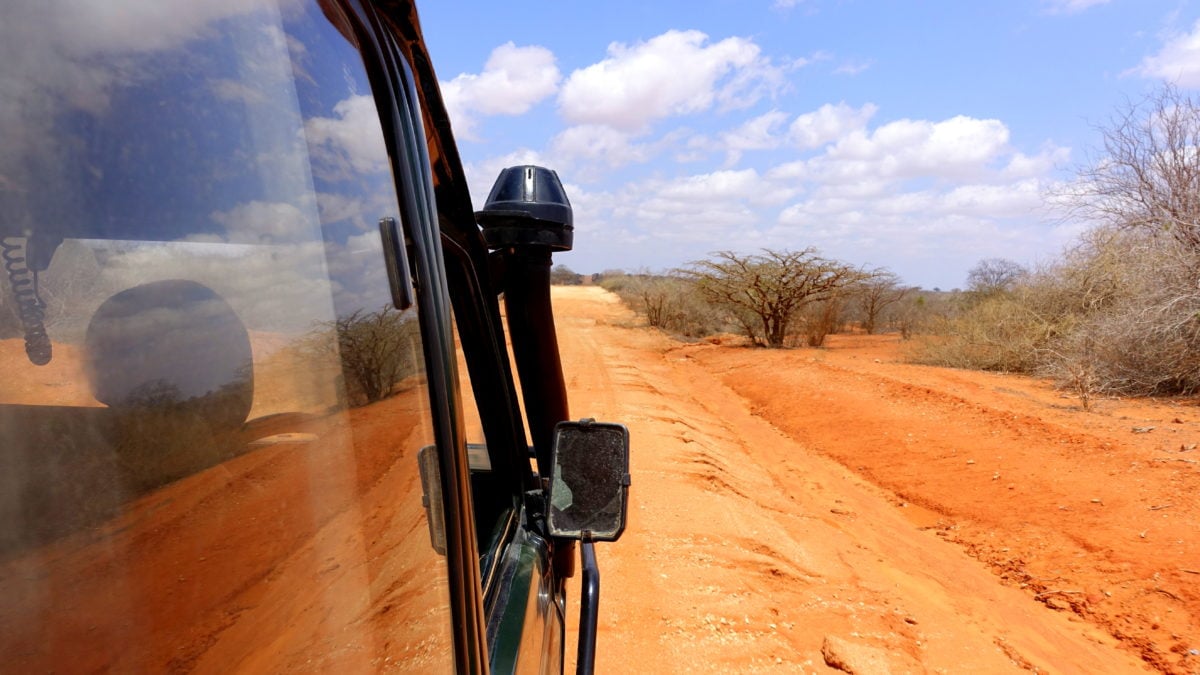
[596,86,1200,406]
[306,306,422,406]
[596,257,924,348]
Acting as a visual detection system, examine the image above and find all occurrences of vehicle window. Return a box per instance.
[0,1,455,671]
[454,317,488,452]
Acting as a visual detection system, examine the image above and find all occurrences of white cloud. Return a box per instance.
[1132,19,1200,87]
[49,0,283,57]
[822,115,1011,181]
[788,102,877,149]
[441,43,561,140]
[556,101,1062,288]
[1002,144,1071,179]
[937,180,1043,218]
[304,95,389,176]
[210,79,269,106]
[94,238,336,336]
[655,169,793,207]
[792,50,832,69]
[314,190,393,233]
[833,59,873,76]
[1041,0,1111,15]
[671,102,879,167]
[718,110,790,164]
[210,200,315,244]
[548,125,658,178]
[558,30,783,132]
[576,169,796,253]
[316,192,364,226]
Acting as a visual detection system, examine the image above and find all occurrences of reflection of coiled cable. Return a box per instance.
[2,236,52,365]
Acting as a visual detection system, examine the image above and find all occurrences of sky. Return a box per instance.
[417,0,1200,290]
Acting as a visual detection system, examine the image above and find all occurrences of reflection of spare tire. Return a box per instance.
[85,279,253,433]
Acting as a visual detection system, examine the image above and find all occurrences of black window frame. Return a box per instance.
[334,1,493,671]
[336,3,559,672]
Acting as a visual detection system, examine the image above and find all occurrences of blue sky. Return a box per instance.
[418,0,1200,289]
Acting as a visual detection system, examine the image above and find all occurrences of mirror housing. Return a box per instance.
[546,419,630,542]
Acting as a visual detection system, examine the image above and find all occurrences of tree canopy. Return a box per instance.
[681,249,865,347]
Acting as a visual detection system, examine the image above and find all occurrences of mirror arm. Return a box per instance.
[576,540,599,675]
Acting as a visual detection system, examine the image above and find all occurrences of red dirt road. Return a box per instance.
[554,286,1195,674]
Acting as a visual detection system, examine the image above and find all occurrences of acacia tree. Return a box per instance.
[550,264,582,285]
[681,248,865,348]
[853,270,911,334]
[966,258,1026,298]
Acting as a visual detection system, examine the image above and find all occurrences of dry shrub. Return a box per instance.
[909,286,1063,373]
[305,306,422,407]
[599,273,726,338]
[914,229,1200,400]
[794,296,844,347]
[893,293,952,340]
[1048,235,1200,396]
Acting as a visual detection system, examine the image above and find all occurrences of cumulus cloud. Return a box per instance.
[210,79,269,106]
[673,102,880,167]
[558,101,1062,288]
[441,42,561,140]
[0,0,293,116]
[655,169,793,207]
[758,111,1054,286]
[304,95,389,176]
[549,125,656,171]
[576,169,795,252]
[558,30,784,132]
[820,115,1011,182]
[92,237,336,336]
[314,190,396,233]
[1132,20,1200,87]
[788,102,878,150]
[210,200,316,244]
[717,110,790,164]
[1002,144,1071,179]
[937,180,1043,218]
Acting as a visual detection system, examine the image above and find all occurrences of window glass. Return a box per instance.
[452,316,488,455]
[0,1,455,671]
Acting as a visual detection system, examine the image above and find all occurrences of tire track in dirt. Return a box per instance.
[684,336,1200,673]
[552,286,1151,674]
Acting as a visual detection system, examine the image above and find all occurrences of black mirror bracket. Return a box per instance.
[576,540,600,675]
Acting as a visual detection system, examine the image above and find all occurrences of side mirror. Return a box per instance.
[546,419,630,542]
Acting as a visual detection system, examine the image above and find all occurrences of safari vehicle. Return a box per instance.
[0,1,628,673]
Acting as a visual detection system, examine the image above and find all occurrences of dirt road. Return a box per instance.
[553,285,1194,674]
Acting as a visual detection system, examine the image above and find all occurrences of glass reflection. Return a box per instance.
[0,1,455,671]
